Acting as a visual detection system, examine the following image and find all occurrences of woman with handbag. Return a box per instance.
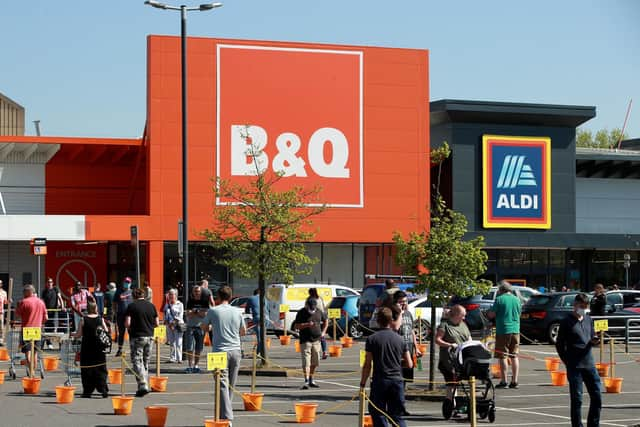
[72,301,109,398]
[164,288,185,363]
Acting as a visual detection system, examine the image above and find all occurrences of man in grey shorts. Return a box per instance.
[293,298,327,389]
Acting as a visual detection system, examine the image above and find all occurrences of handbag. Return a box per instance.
[168,305,186,332]
[95,317,112,354]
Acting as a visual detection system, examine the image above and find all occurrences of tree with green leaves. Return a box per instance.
[393,142,491,390]
[576,128,627,149]
[201,126,326,365]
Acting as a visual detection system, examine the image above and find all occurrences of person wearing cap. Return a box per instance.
[70,281,94,333]
[292,297,327,389]
[113,277,133,357]
[486,280,522,388]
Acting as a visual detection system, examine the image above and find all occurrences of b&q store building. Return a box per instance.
[0,36,638,304]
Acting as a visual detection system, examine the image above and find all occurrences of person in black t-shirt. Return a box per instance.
[589,283,606,317]
[41,278,64,348]
[360,305,411,427]
[293,298,327,389]
[125,288,159,397]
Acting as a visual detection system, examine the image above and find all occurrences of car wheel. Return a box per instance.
[349,321,363,339]
[548,323,561,344]
[413,319,431,342]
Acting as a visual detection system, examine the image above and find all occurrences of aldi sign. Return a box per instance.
[482,135,551,229]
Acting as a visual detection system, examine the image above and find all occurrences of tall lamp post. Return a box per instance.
[144,1,222,305]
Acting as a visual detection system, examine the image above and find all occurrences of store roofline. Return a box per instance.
[0,135,142,146]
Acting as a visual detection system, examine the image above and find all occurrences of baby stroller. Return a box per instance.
[441,341,496,423]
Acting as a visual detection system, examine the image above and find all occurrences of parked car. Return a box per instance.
[230,295,257,326]
[448,286,538,331]
[520,292,583,344]
[358,283,417,331]
[604,290,640,309]
[406,296,444,342]
[327,295,361,338]
[266,283,359,335]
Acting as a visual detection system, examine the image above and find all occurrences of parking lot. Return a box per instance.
[1,337,639,427]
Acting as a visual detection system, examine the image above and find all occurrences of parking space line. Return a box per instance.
[497,407,627,427]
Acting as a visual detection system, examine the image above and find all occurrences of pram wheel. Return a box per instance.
[488,407,496,423]
[479,409,488,419]
[442,398,454,420]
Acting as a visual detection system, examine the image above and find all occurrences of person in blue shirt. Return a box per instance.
[113,277,133,357]
[93,282,105,317]
[245,288,263,356]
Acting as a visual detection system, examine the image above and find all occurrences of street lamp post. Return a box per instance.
[145,1,222,305]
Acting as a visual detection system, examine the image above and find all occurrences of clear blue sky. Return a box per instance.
[3,0,639,139]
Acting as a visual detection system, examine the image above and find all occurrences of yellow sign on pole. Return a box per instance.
[328,308,341,319]
[279,304,290,313]
[415,308,423,319]
[207,352,228,371]
[23,327,41,341]
[594,319,609,333]
[154,325,167,340]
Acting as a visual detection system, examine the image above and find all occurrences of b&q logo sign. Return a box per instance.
[216,44,363,207]
[482,135,551,229]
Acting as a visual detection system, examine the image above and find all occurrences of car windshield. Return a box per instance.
[328,298,346,308]
[525,295,552,308]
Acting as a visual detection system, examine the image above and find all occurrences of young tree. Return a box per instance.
[201,126,326,364]
[393,142,491,390]
[577,128,627,149]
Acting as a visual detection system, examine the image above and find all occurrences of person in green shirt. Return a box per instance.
[486,281,521,388]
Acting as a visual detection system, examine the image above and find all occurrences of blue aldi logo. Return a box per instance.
[482,135,551,229]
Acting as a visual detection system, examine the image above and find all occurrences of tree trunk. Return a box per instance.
[258,226,269,367]
[429,303,437,391]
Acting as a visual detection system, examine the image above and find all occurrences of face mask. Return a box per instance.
[123,283,130,289]
[575,307,586,317]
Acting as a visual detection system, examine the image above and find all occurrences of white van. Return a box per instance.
[266,283,359,334]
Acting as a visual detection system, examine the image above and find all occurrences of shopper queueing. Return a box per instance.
[293,298,327,389]
[15,285,48,373]
[307,288,328,359]
[41,278,63,349]
[0,280,8,346]
[124,287,159,397]
[70,281,93,332]
[360,305,411,427]
[556,293,602,427]
[245,288,263,357]
[164,288,184,363]
[113,278,133,357]
[73,301,109,398]
[202,286,246,425]
[486,280,521,388]
[185,285,208,373]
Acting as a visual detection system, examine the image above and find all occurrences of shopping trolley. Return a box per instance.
[60,337,82,386]
[7,324,45,380]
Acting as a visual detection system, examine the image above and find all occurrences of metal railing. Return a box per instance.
[590,314,640,352]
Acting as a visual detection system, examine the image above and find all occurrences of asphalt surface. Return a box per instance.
[1,336,639,427]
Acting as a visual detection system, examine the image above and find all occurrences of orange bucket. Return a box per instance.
[295,341,300,352]
[112,396,135,415]
[342,338,353,349]
[55,385,76,404]
[550,370,567,386]
[417,343,428,355]
[490,364,501,378]
[242,392,264,411]
[329,345,342,357]
[22,377,42,394]
[145,405,169,427]
[280,335,291,345]
[43,356,59,371]
[0,348,9,361]
[204,419,230,427]
[149,376,168,392]
[108,368,123,385]
[364,415,373,427]
[265,338,271,349]
[605,377,623,393]
[544,357,561,371]
[595,362,609,378]
[0,370,6,384]
[294,403,318,423]
[204,334,211,347]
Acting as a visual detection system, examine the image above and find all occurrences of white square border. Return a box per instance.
[215,43,364,208]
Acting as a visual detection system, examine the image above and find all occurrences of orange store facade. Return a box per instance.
[0,36,429,304]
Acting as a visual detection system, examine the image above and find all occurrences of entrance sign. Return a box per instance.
[217,44,363,207]
[482,135,551,229]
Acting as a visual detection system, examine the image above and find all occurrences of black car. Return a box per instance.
[520,292,583,344]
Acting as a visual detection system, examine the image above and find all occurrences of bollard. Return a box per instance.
[333,318,337,342]
[418,319,422,347]
[609,339,615,378]
[358,387,366,427]
[29,338,36,379]
[469,376,477,427]
[599,330,604,363]
[214,369,221,421]
[345,312,350,338]
[156,338,161,377]
[121,351,126,397]
[251,348,257,393]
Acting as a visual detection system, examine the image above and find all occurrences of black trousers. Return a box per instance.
[81,365,108,396]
